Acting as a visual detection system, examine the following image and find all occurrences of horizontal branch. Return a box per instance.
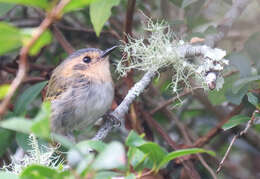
[93,44,228,140]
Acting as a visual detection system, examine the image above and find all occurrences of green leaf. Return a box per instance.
[0,0,49,9]
[0,22,22,55]
[222,115,251,131]
[63,0,96,13]
[247,92,259,107]
[208,74,238,105]
[126,130,146,147]
[0,117,33,134]
[0,3,14,16]
[0,172,19,179]
[229,52,251,78]
[232,75,260,94]
[92,141,125,170]
[67,140,106,169]
[169,0,183,7]
[21,29,52,55]
[20,165,59,179]
[31,102,51,139]
[182,0,198,8]
[0,84,10,100]
[14,81,47,115]
[94,171,120,179]
[159,148,215,169]
[0,129,13,156]
[225,85,248,105]
[244,32,260,72]
[137,142,167,167]
[125,174,136,179]
[127,147,153,171]
[90,0,120,36]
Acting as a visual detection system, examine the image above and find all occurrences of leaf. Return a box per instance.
[94,171,120,179]
[0,22,22,55]
[67,140,106,168]
[244,32,260,72]
[127,147,153,171]
[0,0,49,9]
[126,130,146,147]
[21,29,52,55]
[0,172,19,179]
[158,148,215,169]
[247,92,259,107]
[0,117,33,134]
[222,115,251,131]
[182,0,198,8]
[225,85,248,105]
[31,102,51,139]
[0,84,10,100]
[14,81,47,115]
[232,75,260,94]
[169,0,183,7]
[20,165,59,179]
[208,74,238,105]
[63,0,96,13]
[0,129,13,156]
[137,142,167,167]
[229,52,251,78]
[125,174,136,179]
[90,0,120,36]
[92,141,125,170]
[0,3,14,16]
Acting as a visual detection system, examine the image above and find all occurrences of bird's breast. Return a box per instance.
[72,81,114,130]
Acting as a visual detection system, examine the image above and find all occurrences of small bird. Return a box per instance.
[45,46,117,141]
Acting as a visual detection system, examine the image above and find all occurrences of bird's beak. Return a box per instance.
[100,46,118,58]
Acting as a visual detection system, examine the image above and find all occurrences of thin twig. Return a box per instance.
[216,110,259,173]
[0,0,71,117]
[205,0,251,47]
[52,24,75,54]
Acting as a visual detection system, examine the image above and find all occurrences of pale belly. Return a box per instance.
[51,82,114,136]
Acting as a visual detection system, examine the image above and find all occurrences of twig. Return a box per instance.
[0,0,71,117]
[205,0,251,47]
[148,86,216,179]
[123,0,136,42]
[52,24,75,54]
[216,110,259,173]
[93,71,156,141]
[93,44,229,140]
[150,88,192,115]
[192,104,243,147]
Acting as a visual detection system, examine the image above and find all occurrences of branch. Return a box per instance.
[216,110,259,173]
[93,44,227,140]
[93,71,156,141]
[123,0,136,42]
[52,24,75,54]
[205,0,251,47]
[0,0,71,117]
[192,104,243,147]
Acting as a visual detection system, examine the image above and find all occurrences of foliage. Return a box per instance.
[0,0,260,178]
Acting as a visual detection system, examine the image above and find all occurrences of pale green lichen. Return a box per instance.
[2,134,63,174]
[117,19,228,95]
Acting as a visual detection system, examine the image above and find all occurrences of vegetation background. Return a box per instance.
[0,0,259,179]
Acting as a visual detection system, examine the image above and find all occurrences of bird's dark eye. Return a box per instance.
[83,56,91,63]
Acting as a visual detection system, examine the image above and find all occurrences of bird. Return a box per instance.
[45,46,117,141]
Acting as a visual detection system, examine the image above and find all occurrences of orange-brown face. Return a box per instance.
[57,49,112,83]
